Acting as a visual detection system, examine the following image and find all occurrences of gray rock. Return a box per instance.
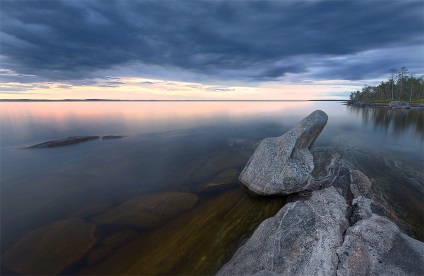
[389,101,411,109]
[337,215,424,276]
[239,110,328,195]
[349,169,371,198]
[217,187,348,276]
[27,136,99,148]
[350,196,373,224]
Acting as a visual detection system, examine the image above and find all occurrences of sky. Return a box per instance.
[0,0,423,100]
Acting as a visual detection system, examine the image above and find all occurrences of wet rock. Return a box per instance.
[337,215,424,276]
[102,230,138,249]
[218,187,348,276]
[239,110,328,196]
[1,218,96,275]
[101,135,126,140]
[91,192,198,230]
[27,136,99,148]
[87,246,113,266]
[195,169,239,193]
[389,101,411,109]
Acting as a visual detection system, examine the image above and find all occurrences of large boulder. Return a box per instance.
[1,218,96,275]
[239,110,328,195]
[337,215,424,276]
[217,187,348,276]
[91,192,198,230]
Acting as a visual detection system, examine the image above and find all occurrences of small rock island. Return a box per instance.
[27,135,126,148]
[218,110,424,276]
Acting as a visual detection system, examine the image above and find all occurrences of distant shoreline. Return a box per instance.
[0,99,347,102]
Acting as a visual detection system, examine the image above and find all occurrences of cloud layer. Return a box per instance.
[1,0,423,85]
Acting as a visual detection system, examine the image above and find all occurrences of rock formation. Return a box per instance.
[27,135,127,148]
[337,215,424,276]
[1,218,96,275]
[91,192,198,230]
[389,101,411,109]
[219,162,424,276]
[239,110,328,195]
[218,187,348,275]
[27,136,99,148]
[218,110,424,276]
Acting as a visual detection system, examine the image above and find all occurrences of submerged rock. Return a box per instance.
[79,188,285,275]
[195,169,239,193]
[218,187,348,276]
[101,135,126,140]
[102,230,138,249]
[27,136,99,148]
[191,147,254,185]
[91,192,198,230]
[389,101,411,109]
[239,110,328,196]
[1,218,96,275]
[86,246,113,266]
[337,215,424,276]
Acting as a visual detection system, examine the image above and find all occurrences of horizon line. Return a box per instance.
[0,99,348,102]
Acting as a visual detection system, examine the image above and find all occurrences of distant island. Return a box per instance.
[349,67,424,104]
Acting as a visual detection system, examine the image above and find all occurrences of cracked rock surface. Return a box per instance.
[219,164,424,276]
[218,187,349,276]
[218,110,424,276]
[337,214,424,276]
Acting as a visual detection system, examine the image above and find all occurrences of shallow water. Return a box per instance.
[1,101,423,274]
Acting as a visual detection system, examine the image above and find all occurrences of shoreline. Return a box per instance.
[344,100,424,108]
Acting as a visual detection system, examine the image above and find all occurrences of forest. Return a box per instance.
[349,67,424,103]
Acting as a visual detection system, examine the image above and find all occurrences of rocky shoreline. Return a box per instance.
[345,100,424,109]
[218,110,424,276]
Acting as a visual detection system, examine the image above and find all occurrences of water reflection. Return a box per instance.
[1,101,423,274]
[347,106,424,141]
[0,101,314,147]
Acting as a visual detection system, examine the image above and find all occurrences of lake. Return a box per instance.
[1,101,423,275]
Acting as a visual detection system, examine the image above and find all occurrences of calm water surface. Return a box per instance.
[1,101,423,274]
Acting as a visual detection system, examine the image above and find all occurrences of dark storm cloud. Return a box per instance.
[0,0,423,83]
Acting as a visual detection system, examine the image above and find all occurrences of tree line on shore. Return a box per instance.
[349,67,424,102]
